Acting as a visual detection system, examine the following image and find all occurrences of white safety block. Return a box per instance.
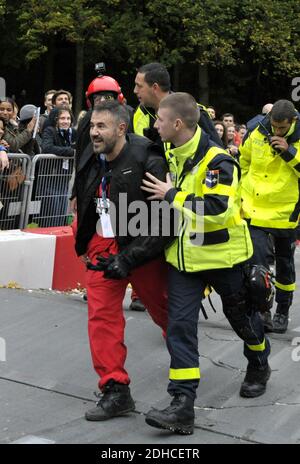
[0,230,56,289]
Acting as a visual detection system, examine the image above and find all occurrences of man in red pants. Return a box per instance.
[74,100,172,421]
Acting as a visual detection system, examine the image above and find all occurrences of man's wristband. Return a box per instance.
[0,145,8,153]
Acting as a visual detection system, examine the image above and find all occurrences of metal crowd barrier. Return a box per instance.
[0,153,31,230]
[0,153,75,230]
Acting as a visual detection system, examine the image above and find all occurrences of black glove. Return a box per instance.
[103,255,130,280]
[86,255,111,272]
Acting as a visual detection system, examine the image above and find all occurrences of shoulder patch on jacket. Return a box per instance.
[205,169,219,188]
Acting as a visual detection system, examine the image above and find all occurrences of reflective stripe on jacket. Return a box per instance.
[164,126,253,272]
[239,119,300,229]
[133,106,154,137]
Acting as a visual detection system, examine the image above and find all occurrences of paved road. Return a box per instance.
[1,252,300,445]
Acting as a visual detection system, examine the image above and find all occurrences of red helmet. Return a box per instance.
[85,75,125,108]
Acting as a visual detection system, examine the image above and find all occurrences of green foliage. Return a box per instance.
[144,0,238,67]
[0,0,300,116]
[235,0,300,76]
[11,0,300,78]
[17,0,111,61]
[0,0,5,17]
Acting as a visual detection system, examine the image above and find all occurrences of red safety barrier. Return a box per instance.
[23,226,86,291]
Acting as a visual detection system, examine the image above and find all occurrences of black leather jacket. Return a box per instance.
[71,105,134,199]
[75,133,174,268]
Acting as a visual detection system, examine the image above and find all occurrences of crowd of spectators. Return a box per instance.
[0,86,273,227]
[0,89,79,227]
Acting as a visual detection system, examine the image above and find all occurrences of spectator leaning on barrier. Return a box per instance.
[0,97,36,153]
[141,93,271,435]
[40,107,76,226]
[41,107,76,158]
[239,99,300,334]
[73,100,172,422]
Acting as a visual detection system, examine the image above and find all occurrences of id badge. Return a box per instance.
[100,212,115,238]
[96,197,110,215]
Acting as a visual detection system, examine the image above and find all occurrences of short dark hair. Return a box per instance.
[159,92,200,129]
[221,113,234,121]
[92,100,130,129]
[55,107,74,125]
[138,62,171,92]
[270,100,297,123]
[52,89,72,105]
[44,89,56,99]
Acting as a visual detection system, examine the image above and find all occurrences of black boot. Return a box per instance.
[145,393,195,435]
[240,364,271,398]
[85,380,135,421]
[273,304,290,334]
[129,298,146,312]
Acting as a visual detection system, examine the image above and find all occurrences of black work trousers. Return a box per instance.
[248,226,296,308]
[167,264,270,400]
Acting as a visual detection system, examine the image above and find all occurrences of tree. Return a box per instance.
[1,0,299,119]
[235,0,300,76]
[0,0,5,18]
[17,0,118,115]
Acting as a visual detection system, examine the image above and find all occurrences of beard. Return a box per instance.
[92,136,117,155]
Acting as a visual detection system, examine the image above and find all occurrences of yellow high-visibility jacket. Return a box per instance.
[164,126,253,272]
[239,118,300,229]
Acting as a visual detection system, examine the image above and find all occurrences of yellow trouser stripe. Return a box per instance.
[247,339,266,352]
[169,367,200,380]
[275,281,296,291]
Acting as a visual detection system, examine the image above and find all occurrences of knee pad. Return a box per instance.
[244,264,275,312]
